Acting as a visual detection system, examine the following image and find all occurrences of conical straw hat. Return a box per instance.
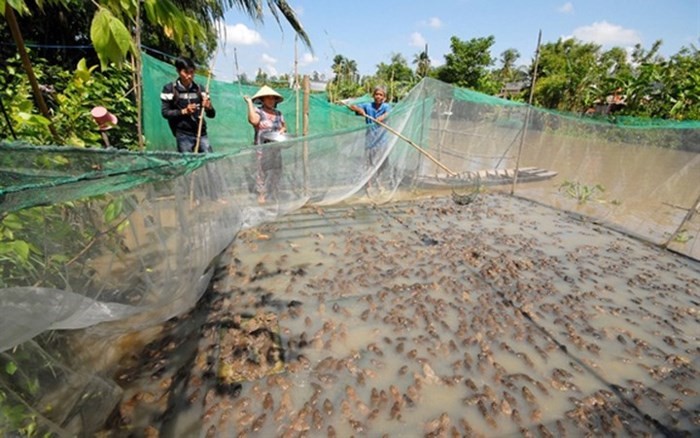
[252,85,284,103]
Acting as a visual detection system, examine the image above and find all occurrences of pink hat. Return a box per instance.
[91,106,118,131]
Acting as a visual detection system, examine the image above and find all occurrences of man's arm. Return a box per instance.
[375,104,390,123]
[349,104,365,116]
[160,84,183,119]
[244,96,260,126]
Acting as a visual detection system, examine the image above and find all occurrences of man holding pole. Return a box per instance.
[161,56,216,153]
[349,85,391,186]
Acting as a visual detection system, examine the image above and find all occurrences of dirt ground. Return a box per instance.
[101,192,700,437]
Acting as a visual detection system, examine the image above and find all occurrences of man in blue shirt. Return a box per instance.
[349,86,391,188]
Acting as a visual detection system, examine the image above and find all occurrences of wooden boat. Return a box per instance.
[415,167,557,188]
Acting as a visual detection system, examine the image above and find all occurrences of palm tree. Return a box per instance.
[496,49,519,82]
[413,44,431,78]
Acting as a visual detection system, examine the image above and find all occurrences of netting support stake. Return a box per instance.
[663,191,700,249]
[195,58,216,154]
[511,30,542,195]
[0,95,17,140]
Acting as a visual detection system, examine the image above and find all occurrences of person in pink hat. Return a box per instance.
[244,85,287,203]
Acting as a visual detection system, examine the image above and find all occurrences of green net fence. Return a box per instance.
[0,54,698,435]
[142,53,364,152]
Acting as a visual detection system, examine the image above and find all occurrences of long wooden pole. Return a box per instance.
[5,4,60,143]
[339,101,457,176]
[510,29,542,195]
[663,191,700,249]
[133,2,144,149]
[303,75,310,196]
[294,35,300,135]
[194,59,215,153]
[233,47,242,95]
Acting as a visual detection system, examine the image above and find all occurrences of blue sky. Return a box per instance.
[211,0,700,82]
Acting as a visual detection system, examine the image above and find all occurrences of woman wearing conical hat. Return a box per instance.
[244,85,286,204]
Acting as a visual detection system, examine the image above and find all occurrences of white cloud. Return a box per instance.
[558,2,574,14]
[410,32,427,48]
[261,53,277,64]
[221,23,264,46]
[260,53,279,76]
[571,21,642,46]
[427,17,442,29]
[299,52,318,67]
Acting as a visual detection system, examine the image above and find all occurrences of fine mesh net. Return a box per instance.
[0,56,698,435]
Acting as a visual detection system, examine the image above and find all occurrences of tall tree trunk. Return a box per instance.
[4,4,60,143]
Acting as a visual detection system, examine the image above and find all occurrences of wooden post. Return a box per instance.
[133,3,144,149]
[294,35,300,135]
[663,192,700,249]
[511,30,542,195]
[194,60,215,153]
[303,75,310,196]
[5,4,60,143]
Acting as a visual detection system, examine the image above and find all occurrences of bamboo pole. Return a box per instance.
[663,191,700,249]
[5,4,60,143]
[194,59,215,154]
[339,101,457,176]
[294,35,300,135]
[0,96,17,140]
[303,75,310,196]
[511,29,542,195]
[234,47,243,95]
[133,2,144,149]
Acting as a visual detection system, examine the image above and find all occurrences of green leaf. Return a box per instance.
[143,0,156,23]
[7,0,30,16]
[120,0,133,14]
[2,213,24,231]
[109,16,133,56]
[104,199,123,223]
[12,240,30,261]
[5,361,17,375]
[91,8,131,68]
[90,9,112,53]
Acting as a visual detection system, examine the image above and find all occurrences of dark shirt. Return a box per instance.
[161,79,215,136]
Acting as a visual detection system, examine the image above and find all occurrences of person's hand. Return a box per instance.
[202,96,212,109]
[182,102,198,115]
[349,104,364,116]
[243,95,252,104]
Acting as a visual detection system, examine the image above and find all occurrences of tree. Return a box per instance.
[2,0,312,147]
[496,48,520,82]
[413,44,431,78]
[533,38,601,112]
[435,35,496,92]
[375,53,414,101]
[255,68,269,84]
[331,55,358,84]
[327,54,362,100]
[2,0,311,67]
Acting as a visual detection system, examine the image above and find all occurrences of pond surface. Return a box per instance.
[100,193,700,437]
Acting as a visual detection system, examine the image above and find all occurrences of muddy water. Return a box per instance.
[425,121,700,259]
[520,132,699,245]
[103,193,699,436]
